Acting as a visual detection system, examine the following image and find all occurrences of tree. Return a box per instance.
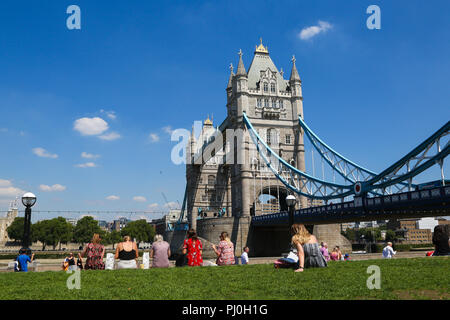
[385,230,397,243]
[73,216,102,245]
[120,220,155,243]
[50,217,73,250]
[107,230,123,249]
[342,228,357,242]
[6,217,26,243]
[32,220,53,250]
[31,217,73,250]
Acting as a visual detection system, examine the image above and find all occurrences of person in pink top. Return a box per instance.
[211,232,235,266]
[151,234,171,268]
[320,242,330,262]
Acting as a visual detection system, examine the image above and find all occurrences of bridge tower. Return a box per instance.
[227,40,308,216]
[184,40,351,256]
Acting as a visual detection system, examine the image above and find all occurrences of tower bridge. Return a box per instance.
[166,40,449,257]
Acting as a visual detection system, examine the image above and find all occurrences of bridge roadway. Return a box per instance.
[252,185,450,226]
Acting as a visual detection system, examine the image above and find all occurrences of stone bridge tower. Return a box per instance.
[183,40,351,256]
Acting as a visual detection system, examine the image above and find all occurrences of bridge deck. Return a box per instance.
[251,186,450,226]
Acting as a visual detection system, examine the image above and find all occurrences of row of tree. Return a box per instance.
[342,227,397,243]
[6,216,156,250]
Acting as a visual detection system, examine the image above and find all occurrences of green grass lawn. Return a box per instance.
[0,257,448,300]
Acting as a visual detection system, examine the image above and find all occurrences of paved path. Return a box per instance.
[0,251,429,272]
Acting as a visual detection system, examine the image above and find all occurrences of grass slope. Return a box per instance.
[0,257,448,300]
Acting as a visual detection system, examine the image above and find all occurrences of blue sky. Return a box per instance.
[0,1,449,222]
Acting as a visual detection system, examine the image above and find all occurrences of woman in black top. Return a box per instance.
[432,225,450,256]
[65,252,77,271]
[115,235,139,269]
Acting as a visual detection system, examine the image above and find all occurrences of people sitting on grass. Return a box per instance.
[320,242,330,262]
[291,224,327,272]
[382,242,396,259]
[78,233,105,270]
[150,234,170,268]
[63,252,77,271]
[77,255,83,269]
[336,246,343,260]
[16,249,35,272]
[432,225,450,256]
[115,235,139,269]
[211,231,235,266]
[240,246,249,265]
[330,247,340,261]
[182,229,203,266]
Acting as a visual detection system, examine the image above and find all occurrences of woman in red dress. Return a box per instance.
[182,229,203,266]
[78,233,105,270]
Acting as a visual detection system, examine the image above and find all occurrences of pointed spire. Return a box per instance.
[289,55,301,82]
[236,49,247,76]
[227,63,234,88]
[280,68,284,78]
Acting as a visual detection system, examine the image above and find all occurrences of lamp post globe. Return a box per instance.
[286,195,296,208]
[21,192,36,256]
[21,192,36,208]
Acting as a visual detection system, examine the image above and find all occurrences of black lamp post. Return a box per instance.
[286,195,297,234]
[21,192,36,256]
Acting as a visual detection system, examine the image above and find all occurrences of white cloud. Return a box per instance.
[163,126,174,135]
[106,195,120,201]
[163,201,180,209]
[39,184,66,192]
[0,179,12,188]
[0,186,24,198]
[81,152,100,159]
[147,203,160,211]
[74,117,109,136]
[299,21,333,40]
[99,131,121,141]
[149,133,160,143]
[133,196,147,202]
[75,162,97,168]
[100,109,117,120]
[32,147,58,159]
[0,179,25,205]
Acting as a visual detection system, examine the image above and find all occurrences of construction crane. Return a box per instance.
[161,192,173,211]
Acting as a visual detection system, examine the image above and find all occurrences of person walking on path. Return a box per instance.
[79,233,105,270]
[382,242,396,258]
[182,229,203,266]
[150,234,171,268]
[211,232,235,266]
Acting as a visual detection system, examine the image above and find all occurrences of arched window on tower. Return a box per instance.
[272,99,277,108]
[263,82,268,92]
[264,98,269,108]
[208,175,215,185]
[267,129,272,145]
[257,98,262,108]
[270,82,276,93]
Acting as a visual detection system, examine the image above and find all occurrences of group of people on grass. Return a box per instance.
[59,229,249,271]
[15,222,450,273]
